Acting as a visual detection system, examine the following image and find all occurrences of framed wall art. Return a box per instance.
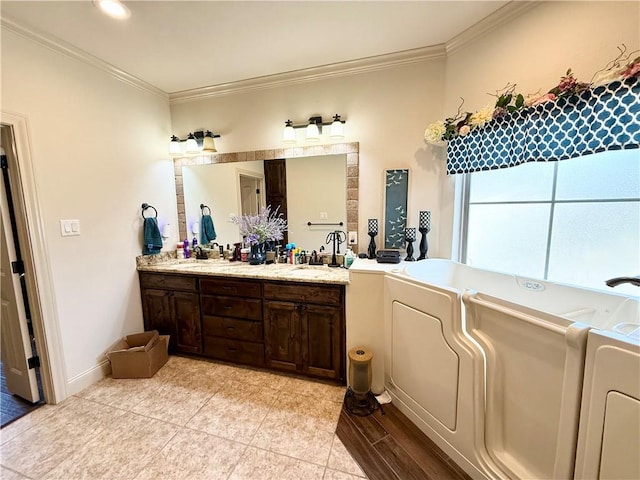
[383,169,409,249]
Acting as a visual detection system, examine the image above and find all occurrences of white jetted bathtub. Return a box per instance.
[383,259,639,480]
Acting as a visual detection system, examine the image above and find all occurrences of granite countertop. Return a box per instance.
[136,253,350,285]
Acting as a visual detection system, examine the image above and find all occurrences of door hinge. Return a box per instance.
[11,260,24,274]
[28,355,40,369]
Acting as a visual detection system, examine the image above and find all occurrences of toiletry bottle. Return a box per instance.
[176,242,185,259]
[192,236,198,249]
[183,239,190,258]
[345,248,355,268]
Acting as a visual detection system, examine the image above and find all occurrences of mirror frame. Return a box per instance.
[173,142,359,252]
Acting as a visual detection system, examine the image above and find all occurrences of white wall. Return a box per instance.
[438,1,640,258]
[1,29,173,394]
[170,59,447,257]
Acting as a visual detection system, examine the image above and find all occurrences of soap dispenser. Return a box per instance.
[344,248,355,268]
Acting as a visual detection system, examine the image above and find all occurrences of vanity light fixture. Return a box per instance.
[202,130,217,152]
[306,117,321,141]
[169,135,182,155]
[185,133,199,154]
[330,114,345,138]
[169,130,220,156]
[283,120,296,143]
[282,115,346,143]
[93,0,131,19]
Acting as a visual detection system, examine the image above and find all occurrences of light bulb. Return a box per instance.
[94,0,131,19]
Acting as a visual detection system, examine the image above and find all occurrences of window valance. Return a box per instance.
[446,78,640,175]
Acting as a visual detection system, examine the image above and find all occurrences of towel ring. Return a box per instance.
[200,204,211,215]
[141,203,158,219]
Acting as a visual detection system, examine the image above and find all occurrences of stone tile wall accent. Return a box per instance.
[174,143,359,252]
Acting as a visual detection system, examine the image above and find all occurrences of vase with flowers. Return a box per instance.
[231,206,287,264]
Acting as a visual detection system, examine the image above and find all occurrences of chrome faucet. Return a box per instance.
[605,276,640,287]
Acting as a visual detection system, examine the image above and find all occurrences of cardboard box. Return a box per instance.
[106,330,169,379]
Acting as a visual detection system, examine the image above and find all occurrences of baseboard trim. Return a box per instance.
[65,360,111,398]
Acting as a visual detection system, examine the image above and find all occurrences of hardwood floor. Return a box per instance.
[337,402,472,480]
[0,361,44,428]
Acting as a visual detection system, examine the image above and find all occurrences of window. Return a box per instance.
[462,149,640,296]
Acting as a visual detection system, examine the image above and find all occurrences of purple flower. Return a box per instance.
[231,206,288,245]
[492,107,507,119]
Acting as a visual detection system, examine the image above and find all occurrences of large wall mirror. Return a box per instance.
[174,142,359,252]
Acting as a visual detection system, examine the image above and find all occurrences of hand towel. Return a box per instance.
[142,217,163,255]
[201,214,217,244]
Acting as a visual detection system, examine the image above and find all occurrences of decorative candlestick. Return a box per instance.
[367,219,378,259]
[405,227,416,262]
[417,211,431,260]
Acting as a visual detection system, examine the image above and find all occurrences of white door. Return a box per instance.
[0,156,40,403]
[239,174,264,216]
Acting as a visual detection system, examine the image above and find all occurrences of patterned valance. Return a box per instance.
[446,78,640,175]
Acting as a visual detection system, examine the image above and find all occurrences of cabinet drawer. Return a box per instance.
[139,273,197,292]
[263,282,343,306]
[201,295,262,321]
[203,315,263,342]
[204,337,264,367]
[200,278,262,298]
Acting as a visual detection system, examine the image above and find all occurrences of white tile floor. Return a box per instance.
[0,356,367,480]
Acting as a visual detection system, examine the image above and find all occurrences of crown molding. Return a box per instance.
[3,1,538,105]
[446,1,539,55]
[168,45,447,104]
[1,16,168,100]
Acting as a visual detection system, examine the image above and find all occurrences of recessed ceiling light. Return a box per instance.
[94,0,131,20]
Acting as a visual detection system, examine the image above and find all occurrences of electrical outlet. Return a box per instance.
[319,212,328,220]
[348,231,357,244]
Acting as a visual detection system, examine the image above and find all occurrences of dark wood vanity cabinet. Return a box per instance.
[200,277,265,367]
[139,273,202,354]
[263,281,345,382]
[138,272,345,383]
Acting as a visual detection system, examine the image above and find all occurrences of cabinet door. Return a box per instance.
[263,300,299,372]
[301,304,344,381]
[171,291,202,354]
[141,288,176,345]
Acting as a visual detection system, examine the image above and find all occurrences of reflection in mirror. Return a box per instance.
[182,154,347,252]
[183,160,264,245]
[175,142,359,252]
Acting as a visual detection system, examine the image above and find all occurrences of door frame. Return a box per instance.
[1,111,67,404]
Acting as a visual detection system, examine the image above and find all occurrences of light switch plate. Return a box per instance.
[60,219,80,236]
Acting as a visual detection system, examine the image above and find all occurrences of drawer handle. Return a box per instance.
[226,327,235,332]
[227,347,237,352]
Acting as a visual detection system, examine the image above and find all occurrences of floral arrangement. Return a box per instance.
[424,46,640,146]
[231,205,287,245]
